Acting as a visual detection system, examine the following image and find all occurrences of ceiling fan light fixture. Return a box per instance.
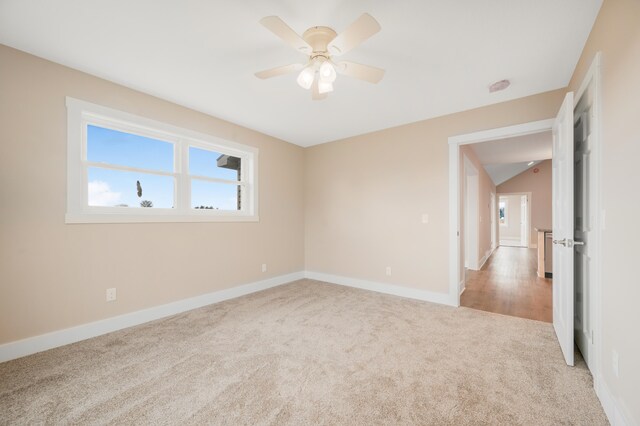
[256,14,384,99]
[318,80,334,94]
[319,61,337,83]
[297,66,315,90]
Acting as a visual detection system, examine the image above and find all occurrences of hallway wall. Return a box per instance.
[461,145,496,267]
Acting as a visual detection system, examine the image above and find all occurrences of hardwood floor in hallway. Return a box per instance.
[461,246,552,322]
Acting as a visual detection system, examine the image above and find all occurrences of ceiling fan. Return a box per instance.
[255,13,385,100]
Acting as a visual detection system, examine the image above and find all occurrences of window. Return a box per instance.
[66,97,258,223]
[499,198,507,225]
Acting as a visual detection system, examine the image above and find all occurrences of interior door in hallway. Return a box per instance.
[552,91,575,366]
[520,195,528,247]
[491,193,496,250]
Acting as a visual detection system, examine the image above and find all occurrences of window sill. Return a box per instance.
[65,213,259,224]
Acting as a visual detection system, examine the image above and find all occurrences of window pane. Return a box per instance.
[87,125,174,172]
[189,146,240,181]
[191,179,240,211]
[88,167,174,208]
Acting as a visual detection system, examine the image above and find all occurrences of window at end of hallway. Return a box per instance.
[499,199,507,226]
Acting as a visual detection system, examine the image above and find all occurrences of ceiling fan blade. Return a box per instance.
[311,78,327,101]
[336,61,385,84]
[259,16,312,55]
[328,13,381,56]
[255,63,304,79]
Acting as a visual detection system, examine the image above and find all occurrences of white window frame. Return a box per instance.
[66,97,259,223]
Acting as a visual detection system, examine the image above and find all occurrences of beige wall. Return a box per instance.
[567,0,640,422]
[0,45,305,344]
[498,159,552,245]
[460,146,496,267]
[4,2,639,421]
[305,89,565,292]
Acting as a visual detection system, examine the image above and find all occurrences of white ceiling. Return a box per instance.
[471,131,553,164]
[484,161,542,186]
[470,130,552,185]
[0,0,602,147]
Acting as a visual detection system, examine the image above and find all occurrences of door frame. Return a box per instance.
[448,118,553,307]
[520,194,528,248]
[447,52,602,392]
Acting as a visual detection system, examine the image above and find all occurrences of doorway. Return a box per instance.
[498,193,531,248]
[460,142,551,322]
[448,51,602,379]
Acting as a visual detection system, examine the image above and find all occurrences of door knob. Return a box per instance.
[552,238,568,246]
[553,238,585,248]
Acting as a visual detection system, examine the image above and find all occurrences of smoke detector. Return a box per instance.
[489,79,511,93]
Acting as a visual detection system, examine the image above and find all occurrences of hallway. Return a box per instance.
[461,246,552,322]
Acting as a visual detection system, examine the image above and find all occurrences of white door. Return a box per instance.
[552,92,575,366]
[574,107,593,369]
[490,193,496,250]
[520,195,528,247]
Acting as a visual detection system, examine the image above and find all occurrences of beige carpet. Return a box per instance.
[0,279,607,425]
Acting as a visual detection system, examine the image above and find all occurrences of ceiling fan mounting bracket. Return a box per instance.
[302,26,337,54]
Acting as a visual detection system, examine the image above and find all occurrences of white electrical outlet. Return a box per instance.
[106,288,117,302]
[421,213,429,224]
[386,266,392,276]
[612,350,619,377]
[261,263,267,273]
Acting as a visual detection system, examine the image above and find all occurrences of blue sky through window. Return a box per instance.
[87,125,173,171]
[191,180,239,210]
[88,168,174,208]
[86,124,241,210]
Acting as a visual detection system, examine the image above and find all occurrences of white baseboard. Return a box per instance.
[0,271,305,363]
[596,375,633,426]
[459,280,466,296]
[478,246,495,270]
[305,271,455,307]
[478,253,487,269]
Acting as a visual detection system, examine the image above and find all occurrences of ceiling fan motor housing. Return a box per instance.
[302,26,337,61]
